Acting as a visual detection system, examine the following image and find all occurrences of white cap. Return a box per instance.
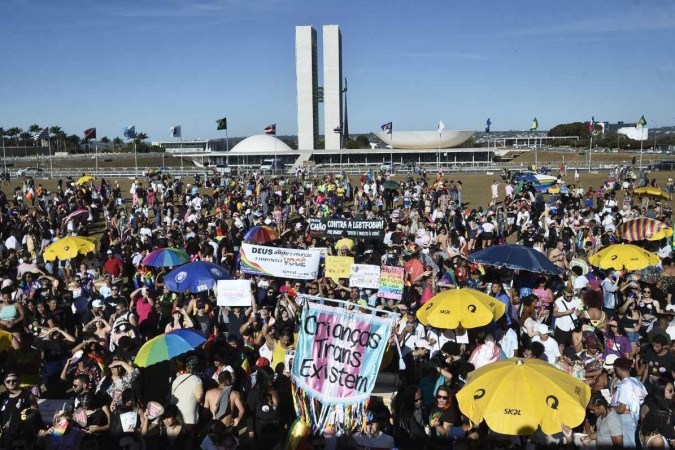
[414,338,433,351]
[537,324,552,335]
[92,299,105,308]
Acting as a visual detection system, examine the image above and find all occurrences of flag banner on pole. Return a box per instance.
[380,122,392,134]
[83,128,96,140]
[264,123,276,135]
[485,117,492,133]
[637,115,647,128]
[34,128,49,141]
[123,126,136,139]
[170,125,182,138]
[530,117,539,131]
[291,298,393,434]
[437,120,445,132]
[216,117,227,130]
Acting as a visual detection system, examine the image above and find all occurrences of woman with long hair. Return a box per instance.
[141,403,189,450]
[427,385,457,441]
[393,384,431,450]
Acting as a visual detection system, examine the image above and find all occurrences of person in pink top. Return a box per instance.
[131,286,157,339]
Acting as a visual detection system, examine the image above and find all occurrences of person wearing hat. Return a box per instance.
[611,357,647,448]
[102,249,123,278]
[350,410,395,449]
[532,324,561,365]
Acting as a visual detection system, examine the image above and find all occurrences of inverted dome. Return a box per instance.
[230,134,293,153]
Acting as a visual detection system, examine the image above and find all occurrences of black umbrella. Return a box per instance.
[382,180,400,190]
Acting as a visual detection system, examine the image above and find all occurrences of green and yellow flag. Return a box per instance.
[216,117,227,130]
[637,115,647,128]
[529,117,539,131]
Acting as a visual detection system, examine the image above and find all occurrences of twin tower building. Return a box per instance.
[295,25,344,151]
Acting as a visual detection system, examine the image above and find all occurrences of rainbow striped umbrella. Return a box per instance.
[135,329,206,367]
[142,247,190,267]
[244,225,279,244]
[616,218,673,242]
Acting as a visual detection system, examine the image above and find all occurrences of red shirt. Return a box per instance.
[102,257,123,277]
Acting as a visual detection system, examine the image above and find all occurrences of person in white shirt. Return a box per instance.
[553,288,581,354]
[491,181,499,204]
[532,324,561,365]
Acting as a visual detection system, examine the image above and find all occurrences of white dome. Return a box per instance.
[230,135,293,153]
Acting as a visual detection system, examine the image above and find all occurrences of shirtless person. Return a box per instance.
[203,370,244,428]
[548,240,568,270]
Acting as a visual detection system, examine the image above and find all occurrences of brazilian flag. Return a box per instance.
[216,117,227,130]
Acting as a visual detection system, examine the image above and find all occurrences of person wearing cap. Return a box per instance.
[532,324,561,365]
[102,249,123,278]
[611,357,647,448]
[349,410,395,449]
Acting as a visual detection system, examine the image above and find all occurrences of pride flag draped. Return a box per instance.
[291,298,393,435]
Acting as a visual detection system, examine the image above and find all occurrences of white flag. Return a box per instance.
[437,120,445,132]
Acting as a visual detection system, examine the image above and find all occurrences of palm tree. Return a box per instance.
[100,136,110,143]
[49,126,62,153]
[7,127,21,146]
[66,134,81,153]
[28,124,40,147]
[135,132,149,153]
[112,137,124,153]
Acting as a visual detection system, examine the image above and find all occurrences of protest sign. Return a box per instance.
[291,301,392,404]
[349,264,381,289]
[325,256,353,279]
[308,218,385,240]
[216,280,253,307]
[239,243,321,280]
[377,265,405,300]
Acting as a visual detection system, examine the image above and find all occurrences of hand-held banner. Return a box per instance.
[239,243,321,280]
[292,302,391,403]
[308,218,385,240]
[377,265,405,300]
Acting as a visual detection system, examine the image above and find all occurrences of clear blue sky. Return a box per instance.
[1,0,674,141]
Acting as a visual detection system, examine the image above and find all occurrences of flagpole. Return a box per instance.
[95,142,99,174]
[48,134,53,179]
[134,141,138,177]
[180,135,184,177]
[588,134,593,172]
[639,128,644,169]
[1,134,6,177]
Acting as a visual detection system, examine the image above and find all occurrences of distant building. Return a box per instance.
[153,139,230,154]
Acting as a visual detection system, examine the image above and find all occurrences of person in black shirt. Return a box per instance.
[641,334,675,383]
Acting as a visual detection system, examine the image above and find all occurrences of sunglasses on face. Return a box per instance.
[436,395,449,400]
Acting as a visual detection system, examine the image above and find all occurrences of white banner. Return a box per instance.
[239,243,321,280]
[349,264,381,289]
[216,280,253,307]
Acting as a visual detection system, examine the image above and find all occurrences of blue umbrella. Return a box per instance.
[164,261,232,293]
[467,244,563,275]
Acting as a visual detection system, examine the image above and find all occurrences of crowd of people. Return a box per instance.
[0,165,674,449]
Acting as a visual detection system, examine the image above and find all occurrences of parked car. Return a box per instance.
[259,159,286,174]
[16,167,46,177]
[380,162,396,173]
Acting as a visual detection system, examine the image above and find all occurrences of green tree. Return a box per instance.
[7,127,22,146]
[66,134,81,153]
[19,132,31,156]
[49,126,62,152]
[100,136,110,143]
[112,137,124,153]
[28,124,40,147]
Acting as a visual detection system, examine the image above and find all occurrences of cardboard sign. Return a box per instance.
[216,280,253,307]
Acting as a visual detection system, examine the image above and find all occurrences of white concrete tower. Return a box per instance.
[322,25,343,150]
[295,26,319,151]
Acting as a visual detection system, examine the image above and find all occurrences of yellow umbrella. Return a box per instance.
[456,358,591,436]
[43,236,97,261]
[0,330,13,352]
[588,243,661,271]
[634,186,670,199]
[416,288,505,329]
[75,175,94,185]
